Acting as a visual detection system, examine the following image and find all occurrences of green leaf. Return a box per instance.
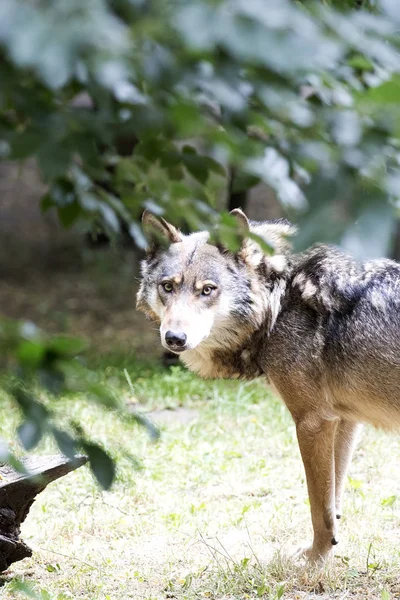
[381,495,397,507]
[12,387,50,421]
[182,154,209,183]
[80,193,121,233]
[58,201,82,228]
[181,150,226,184]
[248,232,274,255]
[128,411,160,442]
[361,75,400,104]
[82,442,115,490]
[9,131,43,160]
[17,340,46,368]
[38,144,72,180]
[136,138,167,161]
[87,383,118,408]
[45,563,57,573]
[6,455,28,475]
[43,181,82,226]
[230,171,260,194]
[8,579,40,599]
[348,477,363,490]
[181,145,197,155]
[49,180,76,206]
[276,584,285,599]
[347,54,374,71]
[52,427,76,459]
[0,441,27,474]
[40,194,55,214]
[17,419,43,451]
[48,336,87,357]
[216,213,246,252]
[256,580,268,597]
[39,368,65,395]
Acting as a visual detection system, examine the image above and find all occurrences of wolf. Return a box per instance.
[137,208,400,563]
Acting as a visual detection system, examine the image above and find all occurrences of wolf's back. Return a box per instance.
[270,245,400,427]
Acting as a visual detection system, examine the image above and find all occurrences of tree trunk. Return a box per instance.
[0,454,87,571]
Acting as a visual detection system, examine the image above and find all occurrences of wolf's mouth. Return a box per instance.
[168,346,186,354]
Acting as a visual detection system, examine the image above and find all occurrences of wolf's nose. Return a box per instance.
[165,330,187,348]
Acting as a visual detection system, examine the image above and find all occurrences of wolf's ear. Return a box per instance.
[230,208,250,233]
[230,211,296,272]
[142,210,182,250]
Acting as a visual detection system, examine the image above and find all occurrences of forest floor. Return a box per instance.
[1,357,400,600]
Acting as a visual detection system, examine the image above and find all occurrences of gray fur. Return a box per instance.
[137,209,400,563]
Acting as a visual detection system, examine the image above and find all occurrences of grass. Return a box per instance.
[1,357,400,599]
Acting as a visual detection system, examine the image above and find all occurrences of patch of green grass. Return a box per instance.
[1,358,400,599]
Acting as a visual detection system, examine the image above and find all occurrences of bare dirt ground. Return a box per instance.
[0,246,159,358]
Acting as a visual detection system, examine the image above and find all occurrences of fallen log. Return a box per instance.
[0,454,87,571]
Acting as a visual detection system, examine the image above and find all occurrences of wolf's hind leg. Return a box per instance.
[334,420,361,520]
[296,415,338,563]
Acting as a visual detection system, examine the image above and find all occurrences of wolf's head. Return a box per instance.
[136,209,295,357]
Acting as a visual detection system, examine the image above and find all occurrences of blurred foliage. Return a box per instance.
[0,319,159,488]
[0,0,399,252]
[1,0,400,485]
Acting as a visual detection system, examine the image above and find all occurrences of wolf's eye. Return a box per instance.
[162,282,173,293]
[202,285,214,296]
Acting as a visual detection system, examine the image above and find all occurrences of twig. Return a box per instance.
[101,495,130,516]
[35,547,97,571]
[197,531,234,577]
[244,519,263,572]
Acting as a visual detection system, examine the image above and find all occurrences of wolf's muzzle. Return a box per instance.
[165,330,187,352]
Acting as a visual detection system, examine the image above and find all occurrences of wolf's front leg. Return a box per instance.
[296,415,338,563]
[334,420,361,520]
